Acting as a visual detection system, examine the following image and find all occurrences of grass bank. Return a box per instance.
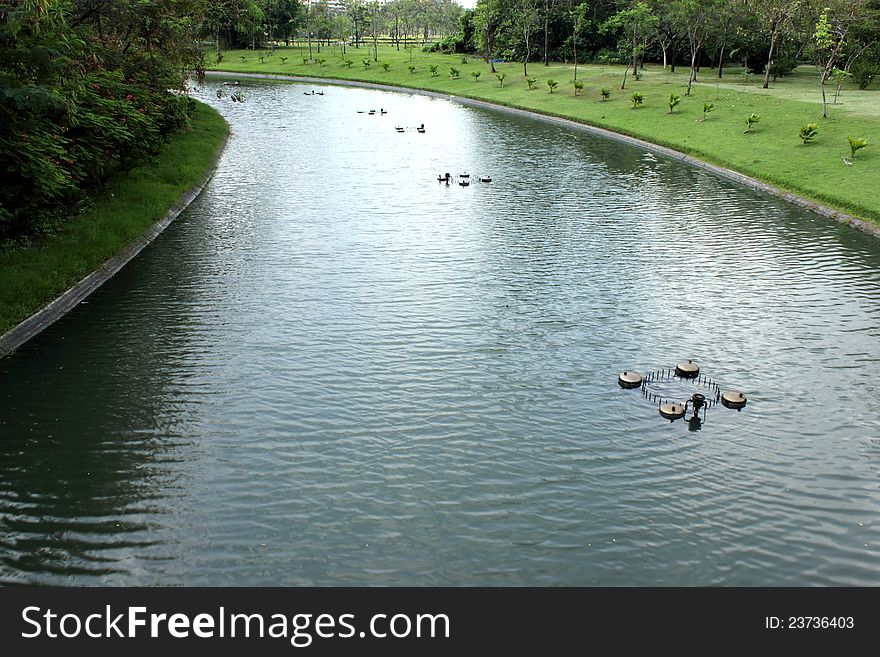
[0,100,228,336]
[209,46,879,224]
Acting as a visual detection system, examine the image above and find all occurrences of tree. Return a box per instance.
[473,0,504,74]
[603,2,658,89]
[814,0,877,118]
[367,0,382,61]
[756,0,801,89]
[514,0,541,77]
[671,0,721,96]
[348,0,369,48]
[570,1,589,81]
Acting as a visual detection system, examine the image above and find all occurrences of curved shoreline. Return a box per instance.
[207,70,880,240]
[0,126,229,360]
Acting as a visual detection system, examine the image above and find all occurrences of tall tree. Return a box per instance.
[473,0,505,73]
[672,0,720,96]
[515,0,541,77]
[603,1,657,87]
[814,0,878,117]
[756,0,801,88]
[570,1,589,80]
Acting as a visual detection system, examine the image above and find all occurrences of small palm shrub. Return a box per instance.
[700,102,714,121]
[745,113,760,133]
[848,136,869,158]
[799,123,818,144]
[630,92,644,108]
[547,79,558,93]
[668,93,681,113]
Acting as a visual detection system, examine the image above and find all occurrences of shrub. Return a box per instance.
[848,136,869,158]
[799,123,818,144]
[700,102,715,121]
[630,92,644,108]
[449,67,460,79]
[408,65,416,74]
[496,72,507,87]
[471,71,481,81]
[769,51,798,78]
[547,79,558,93]
[429,64,439,77]
[745,113,760,132]
[600,87,611,100]
[668,93,681,113]
[316,58,326,67]
[362,59,371,69]
[526,76,537,90]
[573,80,584,96]
[851,56,878,89]
[382,62,390,72]
[343,59,354,69]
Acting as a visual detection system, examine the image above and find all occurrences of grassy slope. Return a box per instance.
[210,46,879,223]
[0,101,228,335]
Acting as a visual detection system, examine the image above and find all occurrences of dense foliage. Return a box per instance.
[0,0,206,241]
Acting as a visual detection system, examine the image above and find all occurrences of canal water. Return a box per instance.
[1,80,878,585]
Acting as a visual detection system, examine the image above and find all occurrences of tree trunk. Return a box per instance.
[544,0,549,65]
[485,30,496,73]
[718,44,725,78]
[620,65,628,90]
[632,26,638,76]
[762,30,777,89]
[661,43,667,70]
[686,44,697,96]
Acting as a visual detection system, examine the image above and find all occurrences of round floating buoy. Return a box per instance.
[721,390,748,410]
[675,359,700,378]
[659,402,686,420]
[618,371,643,389]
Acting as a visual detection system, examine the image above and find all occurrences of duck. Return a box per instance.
[380,109,387,114]
[479,175,492,183]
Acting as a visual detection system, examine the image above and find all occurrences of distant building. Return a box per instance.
[306,0,347,12]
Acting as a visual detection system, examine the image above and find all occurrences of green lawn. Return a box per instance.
[210,45,879,224]
[0,101,228,336]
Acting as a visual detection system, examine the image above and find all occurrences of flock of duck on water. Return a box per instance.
[308,93,492,186]
[436,172,492,186]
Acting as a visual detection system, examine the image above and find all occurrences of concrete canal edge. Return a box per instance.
[0,129,230,360]
[208,70,880,240]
